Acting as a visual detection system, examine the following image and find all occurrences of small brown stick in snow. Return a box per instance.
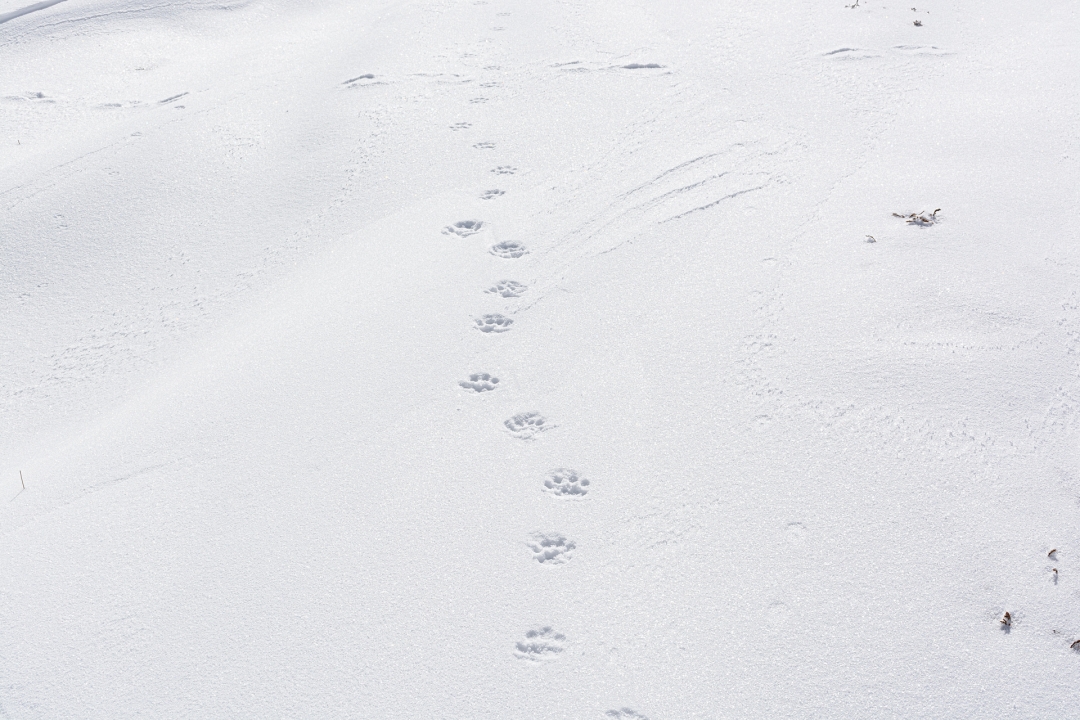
[1049,548,1058,559]
[20,470,25,490]
[1072,639,1080,651]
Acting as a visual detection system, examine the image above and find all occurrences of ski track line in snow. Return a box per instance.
[505,143,780,311]
[0,0,246,37]
[0,0,66,25]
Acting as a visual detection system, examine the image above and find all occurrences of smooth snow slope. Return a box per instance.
[2,0,1079,718]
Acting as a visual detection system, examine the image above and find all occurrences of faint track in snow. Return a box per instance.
[549,59,672,75]
[583,146,770,232]
[820,47,881,60]
[3,459,184,538]
[514,143,774,311]
[892,45,953,56]
[819,45,952,59]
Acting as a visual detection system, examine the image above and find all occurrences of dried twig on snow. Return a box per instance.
[892,208,940,226]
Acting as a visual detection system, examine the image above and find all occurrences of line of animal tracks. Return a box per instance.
[431,2,645,717]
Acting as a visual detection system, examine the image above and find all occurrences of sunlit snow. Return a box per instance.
[2,0,1079,717]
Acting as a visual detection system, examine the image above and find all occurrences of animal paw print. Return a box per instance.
[491,166,517,175]
[514,627,566,661]
[481,189,505,200]
[543,468,589,497]
[443,220,484,237]
[490,241,527,258]
[485,280,527,297]
[449,122,471,131]
[480,81,501,88]
[474,314,513,333]
[528,532,575,564]
[504,412,550,439]
[473,141,495,149]
[469,97,489,104]
[459,372,500,392]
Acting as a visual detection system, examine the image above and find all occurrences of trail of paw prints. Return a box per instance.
[514,627,566,661]
[459,372,499,392]
[504,412,551,439]
[543,468,589,497]
[490,241,527,258]
[528,532,575,564]
[486,280,527,297]
[475,313,513,333]
[443,219,484,237]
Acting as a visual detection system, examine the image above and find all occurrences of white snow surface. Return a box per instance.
[2,0,1079,717]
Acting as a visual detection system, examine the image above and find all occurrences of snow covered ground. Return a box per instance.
[2,0,1079,717]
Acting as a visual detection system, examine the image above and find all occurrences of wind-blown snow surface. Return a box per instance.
[2,0,1079,716]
